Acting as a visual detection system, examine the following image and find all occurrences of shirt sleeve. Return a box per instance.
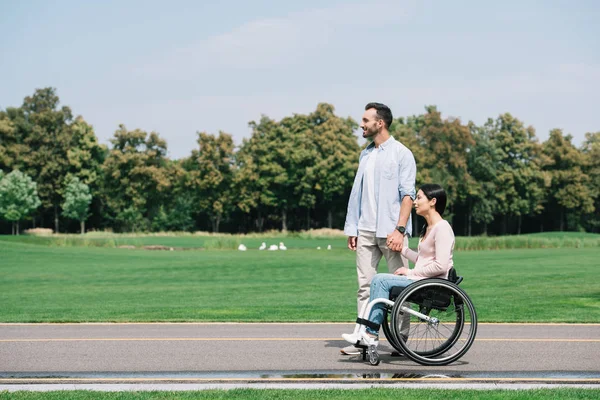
[398,149,417,200]
[401,246,419,264]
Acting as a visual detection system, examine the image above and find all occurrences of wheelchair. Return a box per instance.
[348,268,477,366]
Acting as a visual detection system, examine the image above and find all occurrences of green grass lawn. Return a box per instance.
[1,230,598,250]
[1,235,599,323]
[0,233,349,250]
[1,389,599,400]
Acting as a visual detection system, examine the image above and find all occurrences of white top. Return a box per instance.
[358,147,379,232]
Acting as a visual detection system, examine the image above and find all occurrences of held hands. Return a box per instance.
[386,230,404,253]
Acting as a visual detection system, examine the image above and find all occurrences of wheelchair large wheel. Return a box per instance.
[382,309,404,354]
[390,278,477,366]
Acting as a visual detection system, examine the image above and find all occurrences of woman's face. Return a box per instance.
[414,189,435,216]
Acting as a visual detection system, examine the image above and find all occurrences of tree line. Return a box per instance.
[1,88,598,236]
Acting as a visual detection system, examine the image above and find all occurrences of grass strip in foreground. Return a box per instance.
[1,388,600,399]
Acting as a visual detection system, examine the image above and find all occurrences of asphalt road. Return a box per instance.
[1,323,599,386]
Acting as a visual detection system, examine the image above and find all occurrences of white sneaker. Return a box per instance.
[342,332,378,346]
[342,332,361,345]
[340,344,361,355]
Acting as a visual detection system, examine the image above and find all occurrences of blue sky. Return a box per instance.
[1,0,598,159]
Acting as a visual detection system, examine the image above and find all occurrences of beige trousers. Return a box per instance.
[356,230,409,314]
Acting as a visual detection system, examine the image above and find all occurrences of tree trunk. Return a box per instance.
[80,220,85,235]
[540,219,544,232]
[560,209,564,231]
[212,215,221,233]
[32,216,36,229]
[256,210,264,232]
[327,209,333,229]
[11,222,15,236]
[502,215,507,235]
[54,205,59,233]
[281,209,287,232]
[517,215,522,235]
[16,221,20,235]
[467,211,472,237]
[306,209,311,230]
[483,222,488,236]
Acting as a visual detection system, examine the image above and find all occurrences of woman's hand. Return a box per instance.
[386,230,404,252]
[394,267,409,276]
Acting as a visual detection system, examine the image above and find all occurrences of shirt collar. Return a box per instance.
[367,135,395,151]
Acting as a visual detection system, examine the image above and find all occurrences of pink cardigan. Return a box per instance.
[401,219,455,281]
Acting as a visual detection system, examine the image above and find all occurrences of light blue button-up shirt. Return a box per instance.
[344,136,417,238]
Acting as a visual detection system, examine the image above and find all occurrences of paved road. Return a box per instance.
[1,323,599,385]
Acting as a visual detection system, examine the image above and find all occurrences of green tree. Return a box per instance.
[0,112,21,170]
[151,196,195,232]
[0,170,41,234]
[233,136,264,231]
[115,206,145,233]
[183,131,234,233]
[417,106,475,223]
[541,129,594,231]
[467,120,501,235]
[19,88,73,232]
[234,117,287,231]
[390,114,428,185]
[66,116,106,186]
[279,113,319,230]
[580,132,600,232]
[489,113,548,234]
[102,125,170,232]
[305,103,359,228]
[62,177,93,234]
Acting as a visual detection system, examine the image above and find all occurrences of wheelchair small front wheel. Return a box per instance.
[368,345,380,366]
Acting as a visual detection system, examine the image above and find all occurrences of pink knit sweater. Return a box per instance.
[401,219,455,281]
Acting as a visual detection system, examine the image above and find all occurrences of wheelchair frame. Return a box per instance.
[348,268,477,366]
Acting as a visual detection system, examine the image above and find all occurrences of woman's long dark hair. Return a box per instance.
[419,184,447,238]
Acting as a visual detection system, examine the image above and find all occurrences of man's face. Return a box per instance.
[360,108,383,139]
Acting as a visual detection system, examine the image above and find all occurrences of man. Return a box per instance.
[341,102,416,355]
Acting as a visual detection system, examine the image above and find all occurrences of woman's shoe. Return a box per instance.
[340,344,361,355]
[342,332,378,346]
[341,332,361,345]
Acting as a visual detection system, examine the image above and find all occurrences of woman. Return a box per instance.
[342,183,455,346]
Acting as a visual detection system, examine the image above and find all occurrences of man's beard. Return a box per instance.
[363,126,379,139]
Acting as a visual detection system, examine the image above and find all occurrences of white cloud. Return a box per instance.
[137,1,410,75]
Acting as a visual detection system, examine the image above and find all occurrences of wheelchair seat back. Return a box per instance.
[447,267,463,285]
[388,267,463,302]
[407,286,453,310]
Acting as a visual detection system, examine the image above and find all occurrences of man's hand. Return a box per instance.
[386,230,404,252]
[348,236,357,251]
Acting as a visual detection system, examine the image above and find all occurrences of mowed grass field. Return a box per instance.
[1,233,599,323]
[1,388,599,400]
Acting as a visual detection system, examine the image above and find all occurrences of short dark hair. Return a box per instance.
[365,102,393,129]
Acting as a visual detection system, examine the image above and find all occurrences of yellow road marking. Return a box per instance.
[0,322,599,326]
[1,338,599,342]
[0,377,599,383]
